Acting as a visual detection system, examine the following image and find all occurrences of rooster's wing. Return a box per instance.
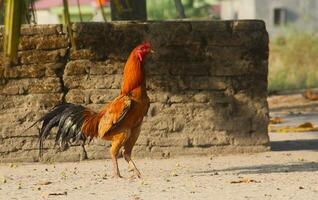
[98,95,132,138]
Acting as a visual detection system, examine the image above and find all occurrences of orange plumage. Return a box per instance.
[30,42,152,178]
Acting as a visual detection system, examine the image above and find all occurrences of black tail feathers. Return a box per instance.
[27,103,89,157]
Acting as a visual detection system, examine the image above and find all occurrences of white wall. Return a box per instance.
[36,10,60,24]
[221,0,256,20]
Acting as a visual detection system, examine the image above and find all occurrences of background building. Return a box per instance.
[35,0,108,24]
[220,0,318,37]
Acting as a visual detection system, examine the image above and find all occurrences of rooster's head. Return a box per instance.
[135,41,153,62]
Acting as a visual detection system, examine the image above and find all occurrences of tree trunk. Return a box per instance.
[174,0,186,19]
[110,0,147,21]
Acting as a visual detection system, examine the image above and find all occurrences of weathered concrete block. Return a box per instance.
[19,49,67,64]
[19,35,68,50]
[64,60,91,76]
[20,24,63,36]
[192,131,230,147]
[65,60,124,76]
[89,89,119,104]
[63,74,122,90]
[3,64,46,78]
[0,93,62,110]
[0,77,61,95]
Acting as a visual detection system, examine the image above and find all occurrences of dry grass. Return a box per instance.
[269,31,318,91]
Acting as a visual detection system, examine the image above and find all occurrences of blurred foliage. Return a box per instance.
[147,0,219,20]
[0,0,4,25]
[269,29,318,91]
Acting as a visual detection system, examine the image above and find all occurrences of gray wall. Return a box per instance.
[221,0,318,37]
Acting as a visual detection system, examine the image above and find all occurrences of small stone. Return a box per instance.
[102,174,108,180]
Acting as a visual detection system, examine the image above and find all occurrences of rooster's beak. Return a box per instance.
[150,49,155,54]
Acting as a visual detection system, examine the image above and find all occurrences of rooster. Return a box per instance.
[28,41,152,178]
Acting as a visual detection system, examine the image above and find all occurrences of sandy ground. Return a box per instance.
[1,100,318,200]
[1,130,318,200]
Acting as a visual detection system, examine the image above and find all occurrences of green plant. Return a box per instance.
[3,0,26,65]
[2,0,72,65]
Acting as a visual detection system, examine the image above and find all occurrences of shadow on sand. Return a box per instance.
[192,139,318,176]
[271,139,318,151]
[214,162,318,175]
[193,162,318,176]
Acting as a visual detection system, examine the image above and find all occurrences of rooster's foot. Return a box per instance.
[112,174,123,179]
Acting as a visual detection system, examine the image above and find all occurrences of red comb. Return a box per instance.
[140,41,151,47]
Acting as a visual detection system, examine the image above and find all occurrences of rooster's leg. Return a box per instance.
[110,143,122,178]
[123,125,141,178]
[123,150,141,178]
[80,144,88,161]
[111,155,121,178]
[109,132,127,178]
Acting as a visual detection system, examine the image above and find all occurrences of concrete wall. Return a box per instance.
[0,21,269,163]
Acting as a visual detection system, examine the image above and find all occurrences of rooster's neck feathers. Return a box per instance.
[120,50,146,95]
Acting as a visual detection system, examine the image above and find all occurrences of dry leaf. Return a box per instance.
[0,175,7,184]
[38,181,52,186]
[140,181,148,186]
[303,90,318,101]
[9,163,17,168]
[48,192,67,196]
[270,117,284,124]
[298,158,305,162]
[60,171,67,180]
[297,122,314,128]
[269,122,318,132]
[170,171,178,177]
